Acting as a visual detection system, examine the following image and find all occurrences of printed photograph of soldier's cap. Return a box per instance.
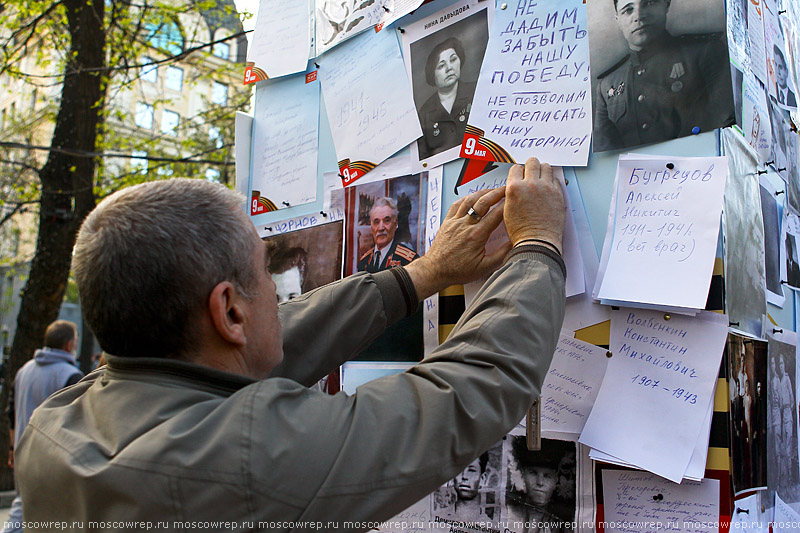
[403,0,490,167]
[344,173,428,361]
[588,0,735,152]
[431,440,503,529]
[262,221,345,303]
[503,437,576,533]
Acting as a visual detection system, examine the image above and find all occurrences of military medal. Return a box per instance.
[433,122,440,136]
[616,82,625,95]
[670,62,686,79]
[671,81,683,92]
[608,87,615,98]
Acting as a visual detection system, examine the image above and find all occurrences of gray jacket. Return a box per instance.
[17,246,565,531]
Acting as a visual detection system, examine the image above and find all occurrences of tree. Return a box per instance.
[0,0,250,488]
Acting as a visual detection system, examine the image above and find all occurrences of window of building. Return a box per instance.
[165,66,183,91]
[131,150,148,174]
[212,42,230,60]
[205,168,221,181]
[134,102,154,129]
[161,110,179,136]
[141,58,158,83]
[211,82,228,106]
[146,20,183,56]
[208,126,223,149]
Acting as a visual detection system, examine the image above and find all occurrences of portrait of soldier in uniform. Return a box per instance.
[589,0,735,152]
[504,437,577,533]
[404,1,490,166]
[345,174,427,361]
[356,197,419,273]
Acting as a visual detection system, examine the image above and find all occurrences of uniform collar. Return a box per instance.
[629,33,676,65]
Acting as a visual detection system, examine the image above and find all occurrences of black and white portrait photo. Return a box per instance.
[767,335,800,506]
[402,0,490,168]
[728,335,768,495]
[344,173,428,361]
[785,231,800,289]
[262,221,345,303]
[767,97,800,214]
[588,0,735,152]
[431,440,503,530]
[503,437,576,533]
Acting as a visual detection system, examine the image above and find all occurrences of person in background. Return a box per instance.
[268,246,308,304]
[3,320,83,533]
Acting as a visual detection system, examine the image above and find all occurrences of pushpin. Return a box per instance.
[774,328,784,334]
[501,2,508,8]
[666,163,675,170]
[691,126,701,135]
[606,351,613,358]
[776,190,785,196]
[663,313,671,321]
[282,201,290,207]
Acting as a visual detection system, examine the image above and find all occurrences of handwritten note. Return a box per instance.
[250,73,319,213]
[541,334,609,438]
[596,155,728,310]
[256,172,344,239]
[601,470,719,533]
[246,0,311,80]
[461,0,592,166]
[580,309,728,482]
[424,167,443,356]
[319,29,421,185]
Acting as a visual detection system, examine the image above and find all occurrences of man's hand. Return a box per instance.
[504,158,565,253]
[405,187,510,300]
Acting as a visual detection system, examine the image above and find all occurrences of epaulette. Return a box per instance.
[679,31,723,42]
[359,249,373,261]
[597,55,629,80]
[394,244,417,262]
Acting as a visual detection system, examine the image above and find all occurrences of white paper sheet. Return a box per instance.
[256,172,345,239]
[319,29,421,185]
[596,155,728,310]
[246,0,311,79]
[748,0,769,84]
[589,394,713,482]
[601,471,719,533]
[250,72,319,213]
[774,493,800,533]
[234,111,253,201]
[461,0,592,167]
[579,309,728,482]
[730,494,768,533]
[743,68,774,163]
[315,0,388,55]
[423,166,443,356]
[541,334,609,438]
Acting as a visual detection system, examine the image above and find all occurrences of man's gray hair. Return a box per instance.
[370,197,398,219]
[73,178,257,358]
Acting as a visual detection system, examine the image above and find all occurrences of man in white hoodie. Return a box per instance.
[2,320,83,533]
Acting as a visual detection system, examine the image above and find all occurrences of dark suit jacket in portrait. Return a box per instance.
[417,80,477,159]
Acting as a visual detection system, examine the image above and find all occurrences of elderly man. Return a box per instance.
[18,159,565,530]
[593,0,734,151]
[357,197,418,274]
[417,37,477,159]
